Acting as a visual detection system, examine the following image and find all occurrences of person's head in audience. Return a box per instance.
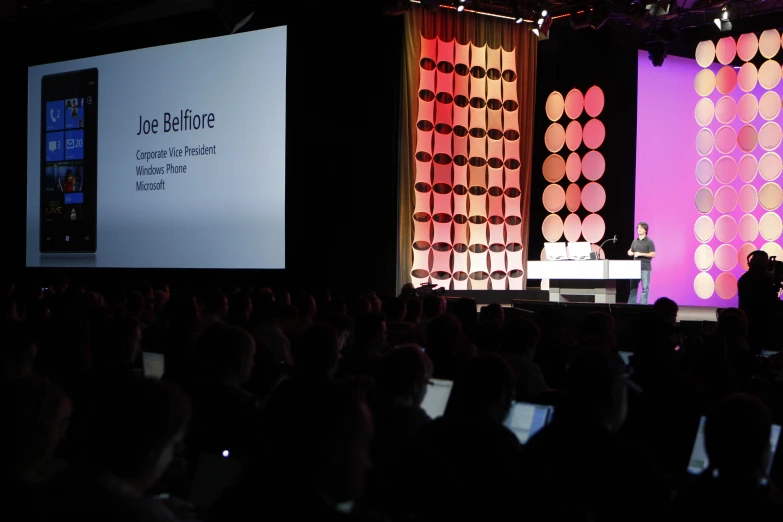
[125,290,145,320]
[153,288,169,314]
[453,297,478,330]
[319,313,354,354]
[404,296,423,323]
[203,288,229,321]
[631,312,679,376]
[348,296,372,317]
[276,303,299,333]
[716,307,749,344]
[324,297,347,317]
[291,323,342,380]
[578,311,617,351]
[564,347,628,432]
[275,290,291,306]
[501,316,542,361]
[376,345,433,408]
[422,295,447,320]
[353,313,387,354]
[652,297,679,325]
[382,297,407,323]
[85,378,191,495]
[363,290,382,314]
[229,289,253,322]
[705,393,772,486]
[294,291,317,322]
[480,303,504,325]
[1,321,37,379]
[444,354,515,424]
[199,324,256,387]
[93,316,142,372]
[165,291,201,332]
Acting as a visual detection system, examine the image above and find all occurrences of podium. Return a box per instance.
[527,260,641,303]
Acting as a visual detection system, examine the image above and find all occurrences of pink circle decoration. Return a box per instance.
[565,153,582,182]
[545,123,566,152]
[565,183,582,212]
[696,157,714,185]
[542,184,566,212]
[737,125,758,153]
[738,184,759,212]
[542,154,566,183]
[759,152,783,181]
[694,244,714,271]
[758,60,781,90]
[759,29,781,59]
[759,91,781,120]
[737,63,758,93]
[694,272,715,300]
[565,120,583,151]
[563,213,582,242]
[694,215,715,243]
[714,156,737,184]
[715,243,738,271]
[759,122,783,151]
[695,40,716,68]
[695,69,716,97]
[542,213,564,242]
[564,89,584,120]
[582,119,606,150]
[695,187,714,214]
[714,125,737,154]
[581,150,605,181]
[738,213,759,242]
[581,213,606,244]
[716,36,737,65]
[584,86,605,118]
[759,212,783,241]
[714,185,738,213]
[715,214,738,242]
[737,32,759,62]
[715,272,738,300]
[696,128,715,155]
[738,154,758,182]
[716,66,737,95]
[739,243,758,270]
[759,182,783,210]
[694,98,715,126]
[715,96,737,124]
[581,182,606,213]
[737,94,759,123]
[545,91,565,121]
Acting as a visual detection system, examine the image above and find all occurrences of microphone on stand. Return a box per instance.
[597,235,617,260]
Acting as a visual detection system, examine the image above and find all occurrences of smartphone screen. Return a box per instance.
[40,68,98,253]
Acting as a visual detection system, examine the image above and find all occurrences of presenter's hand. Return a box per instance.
[627,249,635,256]
[634,252,642,258]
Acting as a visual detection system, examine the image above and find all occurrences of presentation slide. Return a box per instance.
[27,26,287,269]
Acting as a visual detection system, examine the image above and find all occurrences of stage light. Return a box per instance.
[516,17,523,23]
[541,9,548,17]
[648,40,668,67]
[533,28,539,35]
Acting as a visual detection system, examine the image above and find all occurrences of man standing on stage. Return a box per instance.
[627,222,655,304]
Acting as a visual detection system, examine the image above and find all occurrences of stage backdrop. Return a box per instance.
[397,4,537,292]
[637,31,783,307]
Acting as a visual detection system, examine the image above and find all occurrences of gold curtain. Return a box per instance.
[396,4,538,292]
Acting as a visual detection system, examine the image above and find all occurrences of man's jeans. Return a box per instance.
[629,270,651,304]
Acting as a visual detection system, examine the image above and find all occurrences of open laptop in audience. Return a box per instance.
[142,352,165,379]
[421,379,453,419]
[503,402,555,444]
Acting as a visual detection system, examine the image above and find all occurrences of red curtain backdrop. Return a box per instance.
[397,4,537,292]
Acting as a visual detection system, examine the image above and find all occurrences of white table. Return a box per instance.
[527,260,642,303]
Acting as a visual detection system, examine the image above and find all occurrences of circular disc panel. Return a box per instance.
[695,187,714,214]
[759,152,783,181]
[759,29,781,59]
[738,154,758,182]
[584,86,605,118]
[715,214,737,243]
[545,91,565,121]
[716,36,737,65]
[759,59,782,90]
[714,156,737,184]
[715,272,737,300]
[737,32,759,62]
[696,157,714,185]
[694,244,714,271]
[695,69,716,97]
[565,152,581,182]
[695,97,715,126]
[694,215,715,243]
[694,272,715,300]
[581,150,605,181]
[581,182,606,213]
[759,91,781,120]
[581,213,605,244]
[582,119,606,149]
[545,123,566,152]
[542,154,566,183]
[564,88,584,120]
[738,213,759,242]
[738,184,758,212]
[716,65,737,95]
[695,40,716,68]
[737,93,758,123]
[715,96,737,124]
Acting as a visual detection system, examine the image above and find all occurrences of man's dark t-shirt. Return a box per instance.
[631,237,655,271]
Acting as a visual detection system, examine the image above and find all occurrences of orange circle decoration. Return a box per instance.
[738,213,759,242]
[714,125,737,154]
[759,29,781,59]
[565,183,582,212]
[759,91,781,120]
[715,96,737,124]
[738,184,759,213]
[758,60,782,90]
[715,243,739,271]
[759,152,783,181]
[737,32,759,62]
[736,125,758,153]
[759,122,783,151]
[715,272,738,300]
[581,213,605,244]
[695,187,715,214]
[582,119,606,150]
[581,182,606,213]
[565,120,583,151]
[545,91,565,121]
[545,123,566,152]
[564,89,584,120]
[738,154,758,183]
[714,156,737,184]
[542,213,564,242]
[563,213,582,242]
[696,157,714,185]
[737,63,758,93]
[714,185,738,213]
[715,65,737,95]
[762,242,783,262]
[759,182,783,210]
[715,215,738,243]
[737,93,759,123]
[694,244,714,271]
[542,154,566,183]
[739,243,758,270]
[716,36,737,65]
[696,128,715,156]
[542,184,566,213]
[581,150,605,181]
[694,272,715,300]
[565,152,582,182]
[584,86,605,118]
[759,212,783,241]
[694,98,715,126]
[695,69,717,97]
[694,215,715,243]
[695,40,716,68]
